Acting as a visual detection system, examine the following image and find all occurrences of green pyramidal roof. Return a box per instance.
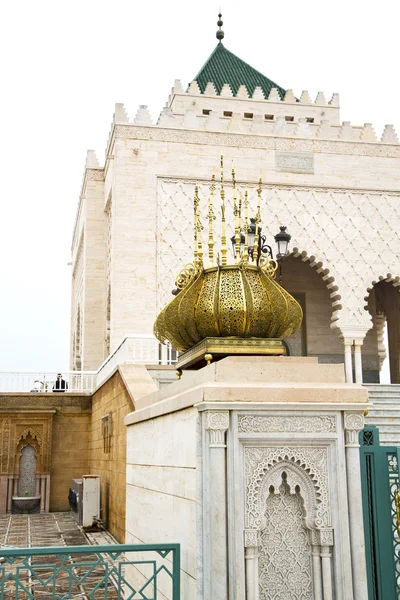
[193,42,286,99]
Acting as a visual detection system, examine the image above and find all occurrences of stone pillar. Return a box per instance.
[311,545,322,599]
[311,529,333,600]
[7,476,13,513]
[342,338,354,383]
[354,340,363,384]
[344,412,368,599]
[244,530,260,600]
[0,476,8,514]
[40,476,45,513]
[204,411,229,600]
[375,313,387,374]
[321,546,333,600]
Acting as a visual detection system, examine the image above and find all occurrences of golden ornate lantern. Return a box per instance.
[154,157,303,370]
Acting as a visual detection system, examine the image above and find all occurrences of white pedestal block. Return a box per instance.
[125,356,370,599]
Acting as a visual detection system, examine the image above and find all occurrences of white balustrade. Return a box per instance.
[0,335,177,393]
[96,335,177,386]
[0,371,97,393]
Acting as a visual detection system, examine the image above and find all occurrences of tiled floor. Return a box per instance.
[0,512,121,599]
[0,511,117,547]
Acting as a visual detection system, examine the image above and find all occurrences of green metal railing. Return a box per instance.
[0,542,181,599]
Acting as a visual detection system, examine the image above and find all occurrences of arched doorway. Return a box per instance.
[366,280,400,383]
[278,254,343,365]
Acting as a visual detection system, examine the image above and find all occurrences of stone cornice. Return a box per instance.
[114,124,400,159]
[157,175,400,196]
[0,394,91,410]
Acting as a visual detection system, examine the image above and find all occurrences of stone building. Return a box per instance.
[70,25,400,384]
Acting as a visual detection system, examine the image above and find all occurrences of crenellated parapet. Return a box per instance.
[107,82,398,147]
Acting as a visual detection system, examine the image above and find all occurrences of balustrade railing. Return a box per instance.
[96,334,177,386]
[0,335,177,393]
[0,371,97,394]
[0,542,181,599]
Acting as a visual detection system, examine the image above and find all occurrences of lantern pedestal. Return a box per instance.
[175,336,286,370]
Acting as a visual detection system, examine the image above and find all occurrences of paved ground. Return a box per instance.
[0,512,121,599]
[0,511,117,547]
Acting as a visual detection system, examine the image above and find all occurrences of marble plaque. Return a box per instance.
[276,152,314,174]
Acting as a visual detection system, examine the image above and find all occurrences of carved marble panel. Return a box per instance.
[238,415,336,434]
[259,473,312,600]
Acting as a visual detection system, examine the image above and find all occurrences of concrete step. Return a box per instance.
[363,385,400,445]
[366,414,400,423]
[369,402,400,416]
[367,390,400,398]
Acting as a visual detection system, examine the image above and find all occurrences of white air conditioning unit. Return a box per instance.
[69,475,100,527]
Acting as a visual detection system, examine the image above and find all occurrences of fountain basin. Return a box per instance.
[12,496,41,513]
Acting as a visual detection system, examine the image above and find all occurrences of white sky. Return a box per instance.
[0,0,398,373]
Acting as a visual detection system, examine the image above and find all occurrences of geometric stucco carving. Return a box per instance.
[157,178,400,336]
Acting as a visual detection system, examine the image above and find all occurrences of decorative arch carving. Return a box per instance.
[290,247,342,326]
[245,446,330,530]
[258,460,317,530]
[364,273,400,312]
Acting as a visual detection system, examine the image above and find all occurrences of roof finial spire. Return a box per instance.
[216,12,224,42]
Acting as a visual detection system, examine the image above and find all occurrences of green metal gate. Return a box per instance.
[360,425,400,599]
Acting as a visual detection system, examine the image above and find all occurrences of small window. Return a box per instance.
[244,112,253,119]
[306,117,314,123]
[285,116,294,122]
[265,114,274,120]
[202,109,211,115]
[223,111,233,117]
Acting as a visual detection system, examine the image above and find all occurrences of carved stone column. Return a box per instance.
[342,337,354,383]
[204,411,229,600]
[310,532,323,600]
[354,340,363,383]
[244,529,260,600]
[320,529,334,600]
[344,412,368,599]
[375,313,387,373]
[311,529,333,600]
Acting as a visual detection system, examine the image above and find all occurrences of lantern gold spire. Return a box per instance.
[243,189,249,264]
[207,174,216,266]
[254,175,262,260]
[232,162,241,263]
[220,154,227,266]
[194,185,203,263]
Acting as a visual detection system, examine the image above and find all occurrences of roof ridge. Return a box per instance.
[192,43,225,83]
[220,45,285,95]
[191,43,286,99]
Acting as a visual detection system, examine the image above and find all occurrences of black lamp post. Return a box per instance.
[231,224,291,265]
[274,226,291,259]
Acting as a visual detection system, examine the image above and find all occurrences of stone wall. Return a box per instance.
[71,117,400,370]
[89,370,134,542]
[0,394,91,513]
[125,406,198,597]
[50,400,91,511]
